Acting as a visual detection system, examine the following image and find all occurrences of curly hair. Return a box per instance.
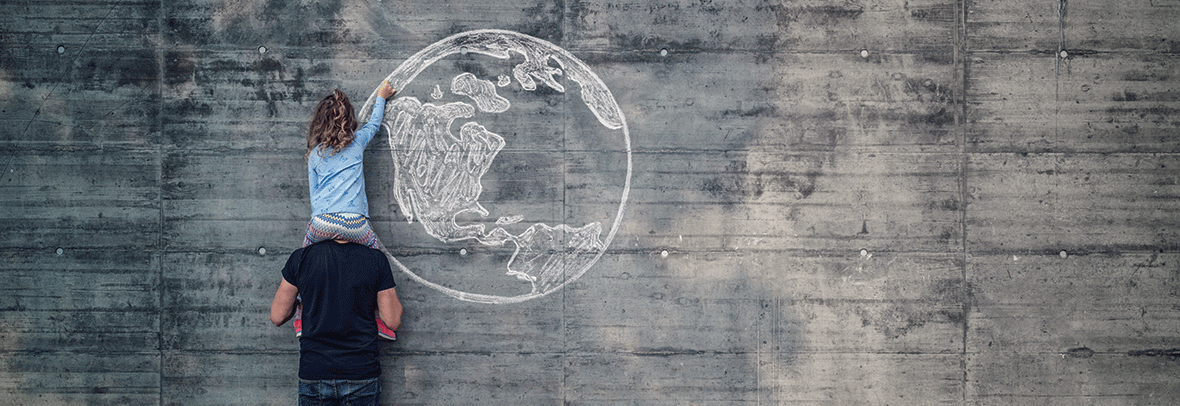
[305,89,357,159]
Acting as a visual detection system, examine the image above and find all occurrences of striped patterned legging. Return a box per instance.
[303,212,384,250]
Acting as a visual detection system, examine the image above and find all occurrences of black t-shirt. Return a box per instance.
[282,241,395,380]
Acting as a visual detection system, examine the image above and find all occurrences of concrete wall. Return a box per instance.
[1,0,1178,404]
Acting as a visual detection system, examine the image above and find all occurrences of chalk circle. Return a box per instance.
[361,29,632,304]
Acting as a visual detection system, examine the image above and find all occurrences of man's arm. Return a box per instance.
[270,279,299,327]
[377,287,402,331]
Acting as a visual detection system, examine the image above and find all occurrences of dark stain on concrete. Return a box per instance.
[912,107,953,127]
[514,0,565,43]
[165,98,213,119]
[908,4,956,23]
[720,105,777,118]
[167,16,214,46]
[254,58,284,74]
[696,0,724,15]
[294,29,355,47]
[291,67,308,103]
[205,59,250,75]
[1123,70,1171,82]
[492,182,537,201]
[256,89,279,117]
[1128,349,1180,359]
[854,278,975,339]
[165,52,196,86]
[247,57,286,117]
[1065,347,1095,358]
[633,347,708,356]
[1112,91,1139,101]
[760,4,865,28]
[755,33,782,54]
[1121,123,1140,135]
[1107,106,1180,117]
[305,63,332,83]
[161,155,191,199]
[930,278,973,327]
[927,198,961,212]
[901,78,956,127]
[567,0,594,28]
[701,169,819,201]
[451,61,493,82]
[903,77,954,104]
[73,51,157,90]
[917,50,955,65]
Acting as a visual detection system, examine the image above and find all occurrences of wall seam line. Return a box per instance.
[560,7,570,404]
[956,0,971,404]
[155,0,167,404]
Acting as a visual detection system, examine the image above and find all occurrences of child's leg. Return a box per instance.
[306,213,383,250]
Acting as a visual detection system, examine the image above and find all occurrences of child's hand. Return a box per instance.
[378,81,396,99]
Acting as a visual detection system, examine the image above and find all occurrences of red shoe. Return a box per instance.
[293,303,303,338]
[377,317,396,341]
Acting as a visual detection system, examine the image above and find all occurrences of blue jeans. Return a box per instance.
[298,377,380,406]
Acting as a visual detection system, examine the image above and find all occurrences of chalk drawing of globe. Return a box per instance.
[360,29,631,304]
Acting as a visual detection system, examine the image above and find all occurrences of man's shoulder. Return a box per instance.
[284,245,309,261]
[345,243,386,260]
[287,244,321,263]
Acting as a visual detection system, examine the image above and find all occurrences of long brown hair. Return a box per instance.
[305,89,357,159]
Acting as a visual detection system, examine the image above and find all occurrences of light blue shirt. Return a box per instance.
[308,97,386,217]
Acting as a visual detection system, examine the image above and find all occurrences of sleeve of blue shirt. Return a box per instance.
[354,97,387,148]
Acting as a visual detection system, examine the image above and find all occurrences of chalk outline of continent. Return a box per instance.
[360,29,632,304]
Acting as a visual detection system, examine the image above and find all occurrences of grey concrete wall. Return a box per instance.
[1,0,1178,405]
